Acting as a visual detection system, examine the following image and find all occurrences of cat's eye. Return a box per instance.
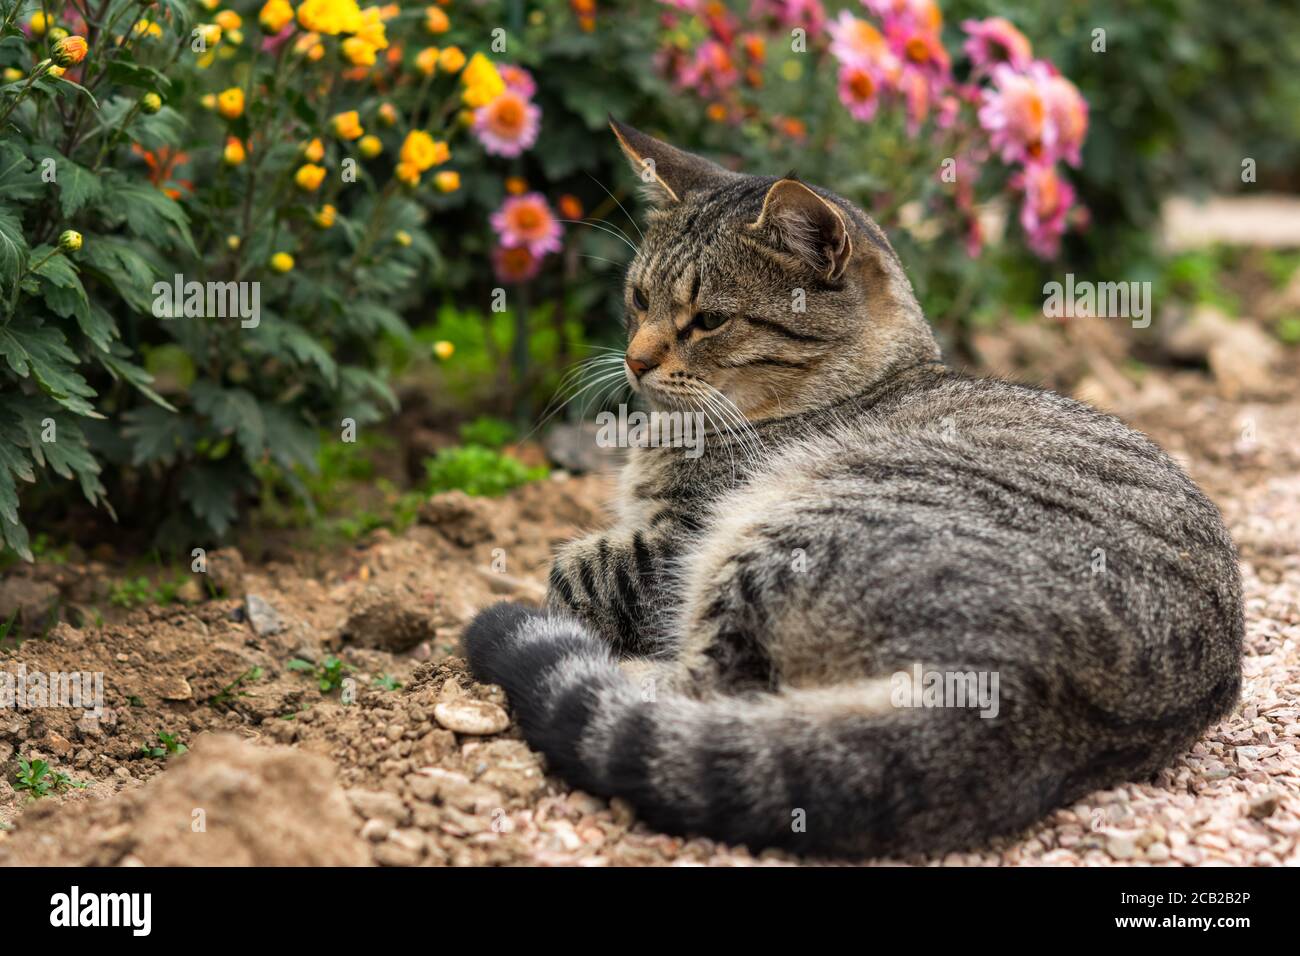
[694,311,730,332]
[632,287,649,311]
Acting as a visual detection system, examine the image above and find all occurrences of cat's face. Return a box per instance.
[611,119,937,422]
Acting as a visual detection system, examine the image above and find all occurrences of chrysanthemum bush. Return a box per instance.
[0,0,562,558]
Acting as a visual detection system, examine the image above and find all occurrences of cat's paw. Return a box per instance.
[462,601,543,686]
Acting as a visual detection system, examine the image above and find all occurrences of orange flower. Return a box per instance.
[331,110,364,140]
[377,102,398,126]
[52,35,88,67]
[434,170,460,193]
[215,10,242,31]
[295,164,327,191]
[424,6,449,33]
[303,138,325,163]
[223,137,247,166]
[358,135,382,158]
[438,45,466,73]
[217,86,245,120]
[259,0,294,32]
[399,130,448,172]
[395,161,420,186]
[558,194,583,220]
[415,46,438,76]
[342,36,377,66]
[505,176,527,195]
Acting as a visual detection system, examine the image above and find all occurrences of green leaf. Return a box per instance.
[121,404,190,466]
[106,59,173,92]
[0,316,99,417]
[0,143,45,202]
[261,404,319,471]
[191,382,266,463]
[179,462,240,536]
[0,205,28,294]
[103,182,197,256]
[95,341,175,410]
[80,236,159,314]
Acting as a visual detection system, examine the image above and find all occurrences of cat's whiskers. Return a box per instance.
[558,218,639,258]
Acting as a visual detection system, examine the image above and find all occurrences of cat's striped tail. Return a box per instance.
[462,603,1073,857]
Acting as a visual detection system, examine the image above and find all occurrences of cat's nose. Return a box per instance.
[625,354,658,378]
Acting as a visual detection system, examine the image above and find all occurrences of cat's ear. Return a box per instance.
[748,178,853,281]
[608,115,738,204]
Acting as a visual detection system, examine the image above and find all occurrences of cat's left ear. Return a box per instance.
[748,178,853,281]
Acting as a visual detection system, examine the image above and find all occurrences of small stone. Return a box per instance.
[245,594,284,637]
[43,732,72,756]
[175,579,204,604]
[433,699,509,736]
[360,818,391,842]
[346,789,411,827]
[158,676,193,701]
[75,715,102,738]
[1145,843,1171,862]
[1106,835,1138,860]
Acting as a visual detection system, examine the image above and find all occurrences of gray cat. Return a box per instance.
[463,119,1243,857]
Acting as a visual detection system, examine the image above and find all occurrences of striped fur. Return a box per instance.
[462,125,1243,857]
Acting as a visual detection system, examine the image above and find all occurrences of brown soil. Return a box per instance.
[1,358,1298,867]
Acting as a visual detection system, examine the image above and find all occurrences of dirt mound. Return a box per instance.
[0,734,368,866]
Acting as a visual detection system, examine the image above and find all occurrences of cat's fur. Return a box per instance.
[463,119,1244,857]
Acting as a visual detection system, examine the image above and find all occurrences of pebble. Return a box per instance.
[433,699,509,736]
[244,594,284,637]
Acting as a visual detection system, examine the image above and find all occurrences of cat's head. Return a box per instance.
[610,117,940,421]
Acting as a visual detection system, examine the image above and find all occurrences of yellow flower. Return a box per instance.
[342,37,377,66]
[217,86,244,120]
[460,52,502,107]
[303,138,325,162]
[223,137,247,165]
[196,23,222,46]
[259,0,294,32]
[395,162,420,187]
[226,235,241,250]
[331,110,364,140]
[439,45,468,75]
[296,0,362,36]
[52,36,88,67]
[308,43,325,61]
[141,92,163,114]
[28,12,49,36]
[270,252,295,273]
[200,0,220,9]
[201,93,217,110]
[134,20,164,39]
[3,68,23,83]
[399,130,447,172]
[58,230,82,253]
[433,340,454,360]
[215,10,242,30]
[377,102,397,126]
[295,163,326,191]
[434,170,460,193]
[47,65,66,78]
[226,28,245,45]
[394,230,412,247]
[356,6,388,49]
[424,7,449,33]
[415,47,438,76]
[315,204,337,229]
[358,135,382,158]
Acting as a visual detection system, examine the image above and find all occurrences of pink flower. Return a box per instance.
[837,63,882,121]
[491,244,542,284]
[1015,163,1075,258]
[676,40,739,96]
[962,17,1033,74]
[1043,73,1088,167]
[473,90,541,158]
[498,64,537,100]
[828,11,891,69]
[491,193,563,257]
[977,62,1051,165]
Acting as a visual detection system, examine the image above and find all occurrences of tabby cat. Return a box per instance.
[463,119,1243,857]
